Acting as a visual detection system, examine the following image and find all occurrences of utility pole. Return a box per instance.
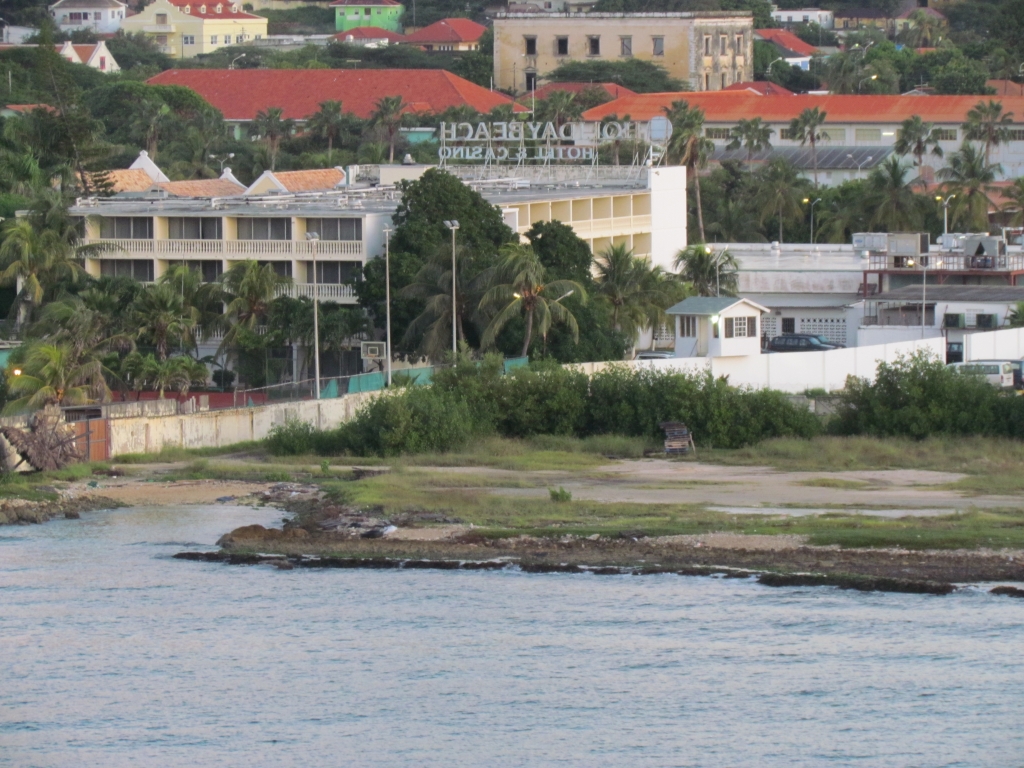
[444,220,460,354]
[384,226,393,387]
[306,232,321,399]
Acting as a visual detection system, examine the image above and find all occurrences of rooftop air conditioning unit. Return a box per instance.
[887,232,929,256]
[852,232,888,252]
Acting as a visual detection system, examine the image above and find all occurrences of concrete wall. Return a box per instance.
[108,391,377,456]
[964,327,1024,361]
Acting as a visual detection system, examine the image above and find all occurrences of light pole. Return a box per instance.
[803,197,821,243]
[305,232,321,399]
[908,257,941,339]
[444,220,460,354]
[229,53,246,69]
[858,73,878,92]
[848,153,873,176]
[209,152,234,171]
[766,57,784,79]
[936,194,955,235]
[383,226,393,387]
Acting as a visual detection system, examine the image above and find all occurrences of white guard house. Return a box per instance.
[666,296,769,358]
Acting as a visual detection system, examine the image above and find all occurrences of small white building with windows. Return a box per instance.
[666,296,768,358]
[49,0,127,34]
[770,7,833,29]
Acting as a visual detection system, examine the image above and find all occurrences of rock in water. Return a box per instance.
[64,510,81,520]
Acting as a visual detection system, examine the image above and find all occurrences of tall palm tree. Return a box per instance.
[131,100,173,159]
[824,51,867,95]
[132,283,193,361]
[159,263,227,349]
[1001,177,1024,226]
[706,198,765,242]
[401,243,485,358]
[0,217,89,323]
[479,243,585,356]
[963,100,1014,166]
[593,243,683,340]
[900,9,948,48]
[727,117,774,163]
[664,100,714,242]
[306,100,347,164]
[894,115,944,171]
[537,90,582,132]
[753,158,807,244]
[4,343,110,412]
[674,244,738,297]
[249,107,294,171]
[789,106,827,188]
[219,260,291,352]
[865,156,924,232]
[938,143,1000,231]
[371,95,407,164]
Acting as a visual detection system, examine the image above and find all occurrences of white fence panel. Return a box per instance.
[965,327,1024,361]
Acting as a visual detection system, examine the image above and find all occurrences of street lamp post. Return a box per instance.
[803,197,822,243]
[305,232,321,399]
[444,220,460,354]
[908,257,941,339]
[383,226,393,387]
[209,152,234,171]
[858,73,878,92]
[229,53,246,69]
[935,194,955,235]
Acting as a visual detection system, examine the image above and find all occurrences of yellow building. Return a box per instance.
[493,12,753,94]
[120,0,267,59]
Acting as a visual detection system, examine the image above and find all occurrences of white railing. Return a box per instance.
[84,238,364,258]
[277,283,357,301]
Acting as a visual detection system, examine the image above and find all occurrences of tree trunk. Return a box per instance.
[811,139,819,188]
[693,167,706,242]
[779,203,784,244]
[389,135,396,164]
[327,136,333,164]
[521,309,534,357]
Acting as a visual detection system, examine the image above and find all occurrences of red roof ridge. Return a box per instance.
[755,28,818,57]
[404,17,487,44]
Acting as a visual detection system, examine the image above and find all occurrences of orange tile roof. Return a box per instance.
[988,80,1024,97]
[81,169,154,192]
[1,103,56,113]
[157,178,246,196]
[270,168,346,192]
[167,0,265,20]
[755,29,818,57]
[403,18,486,44]
[722,81,794,96]
[335,26,406,43]
[146,69,523,120]
[582,92,1024,125]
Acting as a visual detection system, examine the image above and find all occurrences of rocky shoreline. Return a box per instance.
[0,493,125,525]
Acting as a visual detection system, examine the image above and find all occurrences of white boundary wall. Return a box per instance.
[574,337,946,393]
[109,391,377,456]
[964,327,1024,362]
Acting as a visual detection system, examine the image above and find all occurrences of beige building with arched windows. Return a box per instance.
[120,0,267,59]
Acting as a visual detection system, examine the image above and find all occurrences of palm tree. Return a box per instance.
[900,9,948,48]
[131,100,173,159]
[220,260,291,352]
[674,244,738,297]
[753,158,807,243]
[132,283,194,361]
[306,100,347,164]
[249,107,294,171]
[865,156,924,232]
[706,198,765,242]
[789,106,827,188]
[593,243,683,340]
[939,143,1000,231]
[824,51,867,95]
[894,115,944,171]
[159,263,226,349]
[537,90,582,132]
[727,117,774,163]
[664,100,714,242]
[963,100,1014,166]
[479,243,585,356]
[1001,177,1024,226]
[4,343,110,412]
[0,217,89,323]
[370,95,407,164]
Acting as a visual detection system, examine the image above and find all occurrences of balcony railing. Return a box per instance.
[868,253,1024,271]
[84,238,364,258]
[277,283,357,301]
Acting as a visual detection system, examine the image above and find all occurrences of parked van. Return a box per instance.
[967,359,1023,390]
[947,361,1015,389]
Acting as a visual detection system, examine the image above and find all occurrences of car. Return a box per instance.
[766,334,844,352]
[635,350,675,360]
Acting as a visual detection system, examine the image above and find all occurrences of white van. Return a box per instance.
[947,361,1015,389]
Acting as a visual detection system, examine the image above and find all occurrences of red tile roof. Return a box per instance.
[582,93,1024,125]
[267,168,346,192]
[146,69,523,120]
[722,81,794,96]
[988,79,1024,97]
[157,178,246,196]
[755,29,818,57]
[403,18,486,44]
[525,82,637,102]
[1,103,56,113]
[335,26,406,43]
[167,0,264,20]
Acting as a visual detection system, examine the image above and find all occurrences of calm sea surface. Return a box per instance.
[1,504,1022,767]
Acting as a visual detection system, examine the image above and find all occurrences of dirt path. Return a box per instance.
[78,479,273,506]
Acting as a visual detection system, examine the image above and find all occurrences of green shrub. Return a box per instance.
[549,486,573,502]
[494,362,589,437]
[338,388,474,457]
[266,419,319,456]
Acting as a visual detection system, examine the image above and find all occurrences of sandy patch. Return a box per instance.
[78,479,272,506]
[656,532,811,551]
[386,524,470,541]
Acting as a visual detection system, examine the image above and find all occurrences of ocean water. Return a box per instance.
[1,505,1022,767]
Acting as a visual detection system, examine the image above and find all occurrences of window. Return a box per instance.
[704,73,710,90]
[746,316,758,337]
[779,128,794,139]
[198,260,223,282]
[237,218,291,240]
[782,318,795,334]
[1007,129,1024,141]
[155,13,167,23]
[679,316,697,337]
[705,127,731,139]
[94,11,101,20]
[100,217,153,239]
[524,36,537,55]
[703,35,711,56]
[934,128,956,141]
[855,128,882,142]
[99,259,154,282]
[735,34,743,53]
[721,72,728,89]
[587,36,600,56]
[620,36,631,56]
[169,217,222,240]
[307,261,361,284]
[525,71,537,91]
[305,218,362,241]
[652,36,664,56]
[210,35,218,44]
[976,313,997,329]
[235,34,244,43]
[803,14,809,22]
[100,56,106,70]
[183,35,195,45]
[258,261,292,277]
[364,7,370,13]
[556,36,568,55]
[70,12,84,21]
[820,128,845,142]
[724,317,748,338]
[719,35,727,55]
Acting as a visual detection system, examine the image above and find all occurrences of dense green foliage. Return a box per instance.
[547,59,687,93]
